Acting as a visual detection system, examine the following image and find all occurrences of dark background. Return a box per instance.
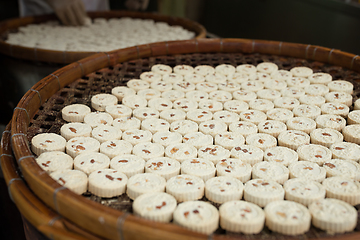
[0,0,359,239]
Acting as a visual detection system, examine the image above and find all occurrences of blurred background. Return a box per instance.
[0,0,359,239]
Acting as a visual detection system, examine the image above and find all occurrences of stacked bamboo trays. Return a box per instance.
[2,38,360,240]
[0,10,206,64]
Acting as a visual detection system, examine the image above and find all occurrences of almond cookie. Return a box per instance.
[150,81,173,92]
[170,120,198,136]
[293,104,321,120]
[213,110,240,126]
[245,133,277,151]
[132,142,165,161]
[173,200,219,234]
[347,110,360,125]
[244,179,284,207]
[223,100,249,114]
[100,140,133,159]
[141,118,170,134]
[264,200,311,235]
[122,129,152,145]
[127,173,166,200]
[329,142,360,162]
[139,71,162,83]
[304,84,329,96]
[214,132,245,150]
[283,178,325,206]
[266,108,294,123]
[62,104,91,122]
[327,80,354,94]
[288,161,326,182]
[323,159,360,181]
[322,176,360,205]
[309,198,357,234]
[252,161,289,184]
[165,143,197,163]
[296,144,332,165]
[342,124,360,144]
[160,109,186,124]
[256,89,281,101]
[320,102,349,117]
[216,158,252,182]
[264,146,298,167]
[232,90,257,102]
[229,121,258,138]
[249,99,275,112]
[31,133,67,156]
[91,93,118,111]
[151,64,172,75]
[137,88,161,100]
[185,90,209,102]
[112,116,141,131]
[173,98,198,112]
[73,152,110,175]
[147,97,173,112]
[65,136,100,158]
[173,64,194,75]
[36,151,73,174]
[152,131,182,147]
[205,176,244,204]
[111,86,136,101]
[105,104,132,119]
[145,157,181,180]
[286,117,316,134]
[84,112,113,128]
[50,169,88,195]
[198,120,228,137]
[198,99,223,113]
[239,109,267,125]
[308,72,332,84]
[91,125,122,144]
[88,169,128,198]
[290,66,313,78]
[133,192,177,223]
[315,114,346,131]
[310,127,343,148]
[198,145,230,165]
[256,62,278,74]
[60,122,92,141]
[277,130,310,150]
[166,174,205,202]
[273,97,300,110]
[122,95,147,109]
[181,158,216,182]
[298,95,326,107]
[110,154,145,178]
[161,89,185,102]
[126,79,150,92]
[230,144,264,166]
[194,65,215,76]
[182,132,213,149]
[219,200,265,234]
[205,72,227,84]
[325,91,353,107]
[286,77,310,88]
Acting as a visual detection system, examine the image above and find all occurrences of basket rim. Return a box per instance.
[8,38,360,240]
[0,10,207,64]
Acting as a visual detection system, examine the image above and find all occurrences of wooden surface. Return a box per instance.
[3,38,360,239]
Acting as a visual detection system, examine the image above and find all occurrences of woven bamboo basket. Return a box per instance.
[0,10,206,64]
[3,38,360,240]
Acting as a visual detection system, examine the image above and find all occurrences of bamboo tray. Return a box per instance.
[4,38,360,240]
[0,10,206,64]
